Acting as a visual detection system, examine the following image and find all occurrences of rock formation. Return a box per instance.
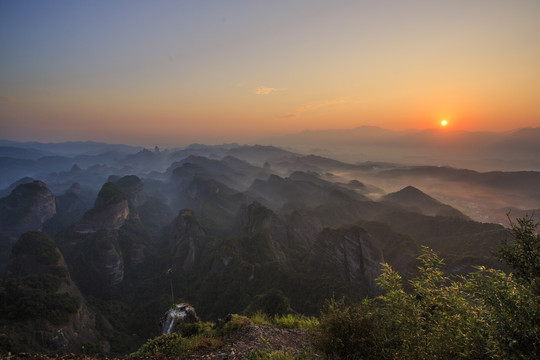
[0,180,56,241]
[73,182,129,233]
[2,231,108,353]
[313,226,384,290]
[115,175,146,207]
[161,303,199,334]
[163,209,207,272]
[381,185,467,219]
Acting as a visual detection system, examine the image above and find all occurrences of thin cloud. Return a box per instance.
[252,86,282,95]
[297,98,345,112]
[279,113,296,118]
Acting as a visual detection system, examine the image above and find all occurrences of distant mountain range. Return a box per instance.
[257,126,540,171]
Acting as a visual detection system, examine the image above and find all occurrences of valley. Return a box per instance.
[0,140,538,355]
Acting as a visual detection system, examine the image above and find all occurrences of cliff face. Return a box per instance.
[237,202,288,248]
[2,231,108,354]
[163,209,207,272]
[73,200,129,233]
[0,180,56,240]
[58,229,125,294]
[286,211,322,250]
[73,182,129,233]
[314,227,384,290]
[43,183,91,236]
[115,175,146,207]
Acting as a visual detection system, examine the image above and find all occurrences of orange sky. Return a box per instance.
[1,0,539,146]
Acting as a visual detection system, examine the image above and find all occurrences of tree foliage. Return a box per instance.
[311,244,540,359]
[496,214,540,283]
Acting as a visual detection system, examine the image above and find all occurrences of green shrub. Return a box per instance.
[310,298,380,359]
[218,314,251,335]
[250,311,272,325]
[96,182,127,206]
[245,349,293,360]
[131,333,191,356]
[245,289,293,316]
[11,231,60,265]
[131,333,222,357]
[245,348,312,360]
[310,245,540,359]
[496,214,540,282]
[172,321,214,337]
[273,314,319,329]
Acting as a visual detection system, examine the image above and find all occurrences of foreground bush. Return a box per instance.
[310,298,382,359]
[131,333,223,357]
[312,246,539,359]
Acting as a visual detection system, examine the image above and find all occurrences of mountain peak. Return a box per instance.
[382,186,466,219]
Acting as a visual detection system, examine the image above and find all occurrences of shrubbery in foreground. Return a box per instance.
[312,244,539,359]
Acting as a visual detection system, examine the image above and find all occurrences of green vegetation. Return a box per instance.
[496,214,540,282]
[245,288,293,316]
[131,332,224,357]
[11,231,60,265]
[273,314,319,329]
[115,175,142,188]
[0,232,82,353]
[311,244,539,359]
[131,312,317,357]
[96,182,127,206]
[245,348,311,360]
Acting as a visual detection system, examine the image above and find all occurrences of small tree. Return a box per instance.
[496,215,540,283]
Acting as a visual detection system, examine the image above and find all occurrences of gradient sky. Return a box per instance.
[1,0,539,146]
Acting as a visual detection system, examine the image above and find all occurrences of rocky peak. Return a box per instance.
[3,231,107,353]
[115,175,146,207]
[0,180,56,240]
[382,185,467,218]
[238,202,287,247]
[67,182,81,195]
[73,182,129,233]
[286,211,322,250]
[164,209,207,272]
[94,182,127,208]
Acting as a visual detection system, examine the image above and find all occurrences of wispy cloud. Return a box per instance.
[297,98,345,112]
[251,86,282,95]
[279,113,296,118]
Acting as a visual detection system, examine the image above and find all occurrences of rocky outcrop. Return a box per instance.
[43,183,90,235]
[73,182,129,233]
[0,176,35,197]
[91,231,124,284]
[313,226,384,290]
[2,231,108,354]
[73,200,129,233]
[286,211,322,250]
[58,229,125,293]
[0,180,56,241]
[115,175,146,207]
[161,303,199,334]
[164,209,207,272]
[237,202,288,247]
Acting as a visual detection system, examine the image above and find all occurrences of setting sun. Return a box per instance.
[441,120,448,126]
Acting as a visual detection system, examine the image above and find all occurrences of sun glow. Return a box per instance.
[441,120,448,126]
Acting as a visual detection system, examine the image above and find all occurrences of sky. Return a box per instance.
[1,0,539,146]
